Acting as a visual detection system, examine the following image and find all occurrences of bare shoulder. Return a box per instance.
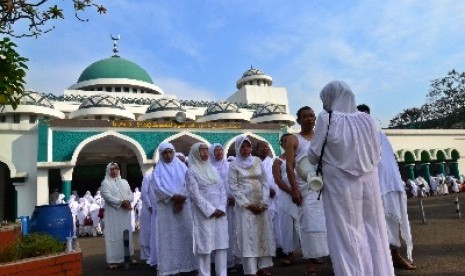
[287,134,299,149]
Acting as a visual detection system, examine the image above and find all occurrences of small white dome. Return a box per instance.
[78,94,125,110]
[69,94,134,120]
[204,101,240,116]
[250,103,295,126]
[197,101,249,123]
[19,91,54,108]
[146,98,183,113]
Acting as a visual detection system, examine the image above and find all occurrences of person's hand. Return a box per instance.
[210,209,225,218]
[247,204,266,215]
[270,188,276,198]
[228,197,235,206]
[291,189,302,206]
[173,202,183,213]
[121,200,132,210]
[171,194,186,204]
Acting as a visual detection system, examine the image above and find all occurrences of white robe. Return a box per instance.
[139,172,152,262]
[276,158,301,254]
[153,159,197,275]
[99,177,134,264]
[295,133,329,259]
[186,169,229,254]
[147,172,158,266]
[210,151,237,267]
[308,110,394,276]
[262,156,281,248]
[378,131,413,261]
[228,157,275,258]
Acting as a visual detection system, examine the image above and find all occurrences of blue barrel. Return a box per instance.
[29,204,73,242]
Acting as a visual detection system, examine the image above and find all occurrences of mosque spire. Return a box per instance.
[111,34,121,57]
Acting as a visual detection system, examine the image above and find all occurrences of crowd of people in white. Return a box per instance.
[47,81,465,276]
[49,187,143,238]
[405,174,465,198]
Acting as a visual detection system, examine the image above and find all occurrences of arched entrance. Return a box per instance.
[0,162,16,221]
[226,134,276,158]
[155,132,209,161]
[51,135,144,198]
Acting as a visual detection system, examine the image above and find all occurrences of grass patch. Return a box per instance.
[0,233,65,264]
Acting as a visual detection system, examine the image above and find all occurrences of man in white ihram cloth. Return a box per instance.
[307,80,394,276]
[152,142,197,275]
[357,104,415,270]
[186,142,229,276]
[285,106,329,276]
[99,162,135,269]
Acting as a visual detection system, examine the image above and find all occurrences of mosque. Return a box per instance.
[0,39,464,221]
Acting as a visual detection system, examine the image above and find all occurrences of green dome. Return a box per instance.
[77,56,153,84]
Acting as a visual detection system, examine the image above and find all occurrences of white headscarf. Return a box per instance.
[101,162,128,199]
[84,190,94,204]
[308,81,380,176]
[320,80,357,113]
[152,142,187,196]
[234,135,255,169]
[188,142,221,185]
[209,143,229,180]
[67,194,76,205]
[56,193,66,204]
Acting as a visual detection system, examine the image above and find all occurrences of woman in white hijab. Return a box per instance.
[209,143,238,269]
[307,81,394,276]
[152,142,197,275]
[228,135,275,276]
[99,162,135,270]
[187,142,229,276]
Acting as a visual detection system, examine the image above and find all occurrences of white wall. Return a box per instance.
[0,123,39,217]
[384,129,465,173]
[227,86,289,113]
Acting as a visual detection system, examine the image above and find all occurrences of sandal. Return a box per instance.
[257,268,272,276]
[304,271,317,276]
[107,264,118,270]
[131,259,139,265]
[394,258,416,270]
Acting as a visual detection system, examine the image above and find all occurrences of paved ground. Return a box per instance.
[80,192,465,275]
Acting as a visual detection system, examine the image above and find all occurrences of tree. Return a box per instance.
[0,37,28,110]
[1,0,106,38]
[389,70,465,129]
[0,0,105,109]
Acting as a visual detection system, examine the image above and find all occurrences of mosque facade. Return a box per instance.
[0,42,464,221]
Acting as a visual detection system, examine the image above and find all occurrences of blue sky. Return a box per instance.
[12,0,465,127]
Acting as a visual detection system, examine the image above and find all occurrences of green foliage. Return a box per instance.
[0,233,65,264]
[0,37,28,109]
[0,1,105,108]
[1,0,106,38]
[389,69,465,129]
